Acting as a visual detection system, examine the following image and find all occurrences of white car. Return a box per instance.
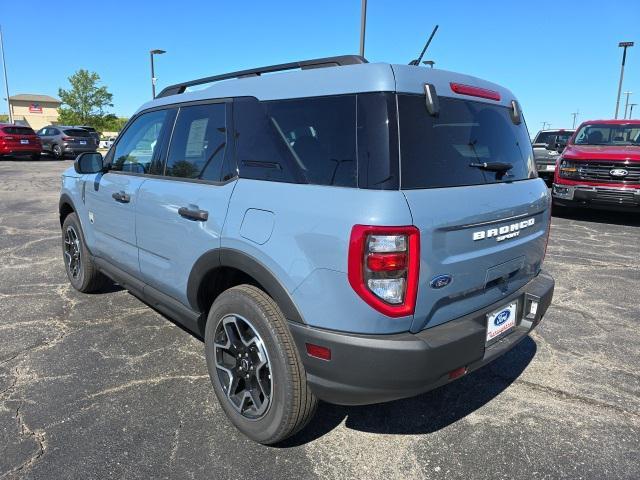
[99,137,117,149]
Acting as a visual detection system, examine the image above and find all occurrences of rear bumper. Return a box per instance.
[0,146,42,155]
[289,271,554,406]
[63,145,96,154]
[552,183,640,211]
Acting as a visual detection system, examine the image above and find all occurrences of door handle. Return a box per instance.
[112,191,131,203]
[178,207,209,221]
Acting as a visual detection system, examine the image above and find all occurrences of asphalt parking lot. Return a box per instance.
[1,159,639,480]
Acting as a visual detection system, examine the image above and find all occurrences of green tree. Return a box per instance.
[58,69,113,128]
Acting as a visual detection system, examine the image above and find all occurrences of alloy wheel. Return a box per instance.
[214,314,272,419]
[64,225,81,279]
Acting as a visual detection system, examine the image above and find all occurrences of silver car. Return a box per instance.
[36,125,98,159]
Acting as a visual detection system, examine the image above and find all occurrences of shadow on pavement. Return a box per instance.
[552,207,640,227]
[280,336,537,446]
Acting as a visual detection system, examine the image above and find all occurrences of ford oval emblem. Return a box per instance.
[494,310,511,326]
[430,274,452,289]
[610,168,628,177]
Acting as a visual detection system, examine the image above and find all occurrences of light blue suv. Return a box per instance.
[59,55,554,444]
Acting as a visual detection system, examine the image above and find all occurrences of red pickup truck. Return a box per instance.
[552,120,640,211]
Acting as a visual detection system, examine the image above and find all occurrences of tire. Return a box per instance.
[205,285,317,444]
[551,199,571,216]
[52,144,63,160]
[61,213,110,292]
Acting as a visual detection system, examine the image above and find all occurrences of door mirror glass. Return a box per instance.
[74,152,104,174]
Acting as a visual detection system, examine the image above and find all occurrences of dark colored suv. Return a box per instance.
[532,129,574,182]
[37,125,98,159]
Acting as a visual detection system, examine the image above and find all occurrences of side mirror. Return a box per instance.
[74,152,104,174]
[545,135,558,151]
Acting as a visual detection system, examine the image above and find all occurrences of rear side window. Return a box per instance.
[534,131,573,145]
[398,95,536,189]
[2,126,35,135]
[165,103,227,180]
[234,96,357,187]
[63,129,92,137]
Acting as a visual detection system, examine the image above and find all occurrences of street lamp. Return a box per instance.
[623,91,633,119]
[614,41,634,119]
[150,49,166,99]
[359,0,367,57]
[0,25,12,124]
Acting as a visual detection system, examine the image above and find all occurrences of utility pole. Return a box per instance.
[359,0,367,57]
[623,91,633,119]
[0,25,12,124]
[614,42,634,119]
[541,121,551,130]
[629,103,637,119]
[571,110,579,129]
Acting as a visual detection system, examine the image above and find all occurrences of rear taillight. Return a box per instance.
[348,225,420,317]
[4,135,14,141]
[62,136,73,141]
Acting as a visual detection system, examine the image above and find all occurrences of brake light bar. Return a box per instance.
[450,82,501,101]
[348,225,420,318]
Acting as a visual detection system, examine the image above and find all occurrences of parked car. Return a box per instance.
[99,136,117,149]
[37,125,97,159]
[59,55,554,444]
[73,125,101,147]
[553,120,640,211]
[0,123,42,160]
[532,129,575,183]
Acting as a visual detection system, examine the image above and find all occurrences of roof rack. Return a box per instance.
[156,55,368,98]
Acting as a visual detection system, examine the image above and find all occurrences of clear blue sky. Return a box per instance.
[2,0,639,133]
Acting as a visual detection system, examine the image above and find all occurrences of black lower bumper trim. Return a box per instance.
[289,271,554,406]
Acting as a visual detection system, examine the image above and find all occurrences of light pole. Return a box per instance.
[571,110,579,129]
[623,91,633,119]
[359,0,367,57]
[629,103,637,119]
[614,41,634,119]
[542,121,550,130]
[150,49,166,99]
[0,25,12,124]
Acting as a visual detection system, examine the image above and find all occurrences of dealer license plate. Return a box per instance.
[545,165,555,171]
[79,140,87,145]
[20,139,29,144]
[486,302,518,343]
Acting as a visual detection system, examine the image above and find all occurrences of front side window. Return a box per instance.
[573,124,640,146]
[111,110,169,174]
[399,95,536,189]
[165,103,227,180]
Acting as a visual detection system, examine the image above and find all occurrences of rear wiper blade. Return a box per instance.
[469,161,513,172]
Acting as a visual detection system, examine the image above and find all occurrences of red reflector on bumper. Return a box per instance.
[448,366,467,380]
[306,343,331,361]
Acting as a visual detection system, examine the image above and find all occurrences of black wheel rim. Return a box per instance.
[214,314,272,420]
[64,225,81,279]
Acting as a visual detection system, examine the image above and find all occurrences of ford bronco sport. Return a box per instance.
[553,120,640,211]
[59,55,555,444]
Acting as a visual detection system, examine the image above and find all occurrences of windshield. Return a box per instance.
[398,95,536,189]
[573,124,640,146]
[534,131,574,145]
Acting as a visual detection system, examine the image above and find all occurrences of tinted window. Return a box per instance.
[111,110,169,174]
[234,96,357,187]
[63,129,92,137]
[534,131,573,145]
[357,93,399,189]
[50,128,60,135]
[2,126,35,135]
[165,103,227,180]
[399,95,536,189]
[266,96,357,187]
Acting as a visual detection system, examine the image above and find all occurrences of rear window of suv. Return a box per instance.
[398,95,536,189]
[2,126,35,135]
[63,129,92,137]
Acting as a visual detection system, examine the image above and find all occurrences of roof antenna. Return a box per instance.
[409,25,439,66]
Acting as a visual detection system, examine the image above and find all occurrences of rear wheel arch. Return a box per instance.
[188,248,305,325]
